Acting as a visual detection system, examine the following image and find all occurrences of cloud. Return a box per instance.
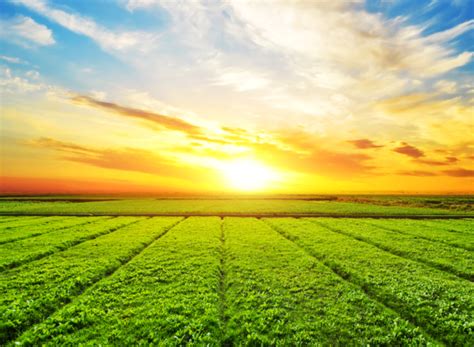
[211,68,270,92]
[417,156,460,166]
[417,159,449,166]
[348,139,383,149]
[125,0,159,12]
[442,168,474,177]
[397,170,438,176]
[13,0,156,52]
[0,55,25,64]
[427,19,474,42]
[435,80,458,94]
[72,95,202,135]
[248,130,376,178]
[229,2,473,77]
[393,143,424,158]
[28,137,93,154]
[27,137,213,181]
[0,67,42,93]
[446,156,459,163]
[0,15,55,46]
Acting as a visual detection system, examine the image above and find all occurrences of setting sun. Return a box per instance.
[219,159,278,191]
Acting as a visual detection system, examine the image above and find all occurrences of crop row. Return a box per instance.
[0,216,44,225]
[15,217,222,345]
[222,217,430,345]
[0,217,181,342]
[311,218,474,281]
[12,217,431,345]
[0,217,65,232]
[264,218,473,345]
[0,217,125,271]
[366,219,474,250]
[0,216,108,245]
[420,219,474,234]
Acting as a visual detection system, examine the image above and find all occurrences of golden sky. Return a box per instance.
[1,0,473,194]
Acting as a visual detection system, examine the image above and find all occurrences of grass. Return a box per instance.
[0,198,472,345]
[0,197,473,217]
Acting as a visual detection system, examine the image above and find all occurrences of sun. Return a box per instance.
[219,158,278,191]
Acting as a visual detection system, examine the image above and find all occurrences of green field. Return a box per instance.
[1,197,473,217]
[0,201,472,345]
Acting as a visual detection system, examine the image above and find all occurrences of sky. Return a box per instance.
[0,0,473,194]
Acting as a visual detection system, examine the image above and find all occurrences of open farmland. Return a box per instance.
[0,196,473,217]
[0,199,472,346]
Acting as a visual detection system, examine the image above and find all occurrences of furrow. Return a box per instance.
[0,217,68,232]
[14,217,222,346]
[0,217,109,245]
[263,218,473,346]
[218,218,229,345]
[0,217,137,271]
[0,217,182,343]
[365,219,474,251]
[308,218,473,282]
[223,218,435,345]
[262,219,440,345]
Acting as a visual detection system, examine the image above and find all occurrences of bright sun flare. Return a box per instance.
[219,158,277,191]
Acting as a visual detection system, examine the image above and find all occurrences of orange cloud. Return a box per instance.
[348,139,383,149]
[72,95,202,135]
[442,168,474,177]
[393,142,424,158]
[27,137,216,182]
[397,170,438,176]
[249,135,375,178]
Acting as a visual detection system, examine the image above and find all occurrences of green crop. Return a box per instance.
[311,218,474,280]
[0,199,471,216]
[264,218,474,345]
[0,217,121,270]
[1,215,471,345]
[16,217,221,345]
[0,217,181,342]
[0,216,108,245]
[223,217,431,345]
[367,218,474,250]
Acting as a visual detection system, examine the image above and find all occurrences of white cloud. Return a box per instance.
[228,1,472,78]
[0,66,70,99]
[212,68,270,92]
[0,67,42,93]
[0,15,55,46]
[125,0,159,12]
[13,0,157,53]
[25,70,40,79]
[435,80,458,94]
[0,55,25,64]
[427,19,474,42]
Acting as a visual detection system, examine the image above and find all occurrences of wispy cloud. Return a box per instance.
[13,0,157,52]
[393,143,425,158]
[211,68,270,92]
[397,170,438,176]
[0,15,55,46]
[26,137,214,182]
[125,0,159,12]
[442,168,474,177]
[427,19,474,42]
[229,1,473,77]
[348,139,384,149]
[0,55,26,64]
[71,95,203,135]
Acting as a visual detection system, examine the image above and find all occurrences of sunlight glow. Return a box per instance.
[219,158,278,191]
